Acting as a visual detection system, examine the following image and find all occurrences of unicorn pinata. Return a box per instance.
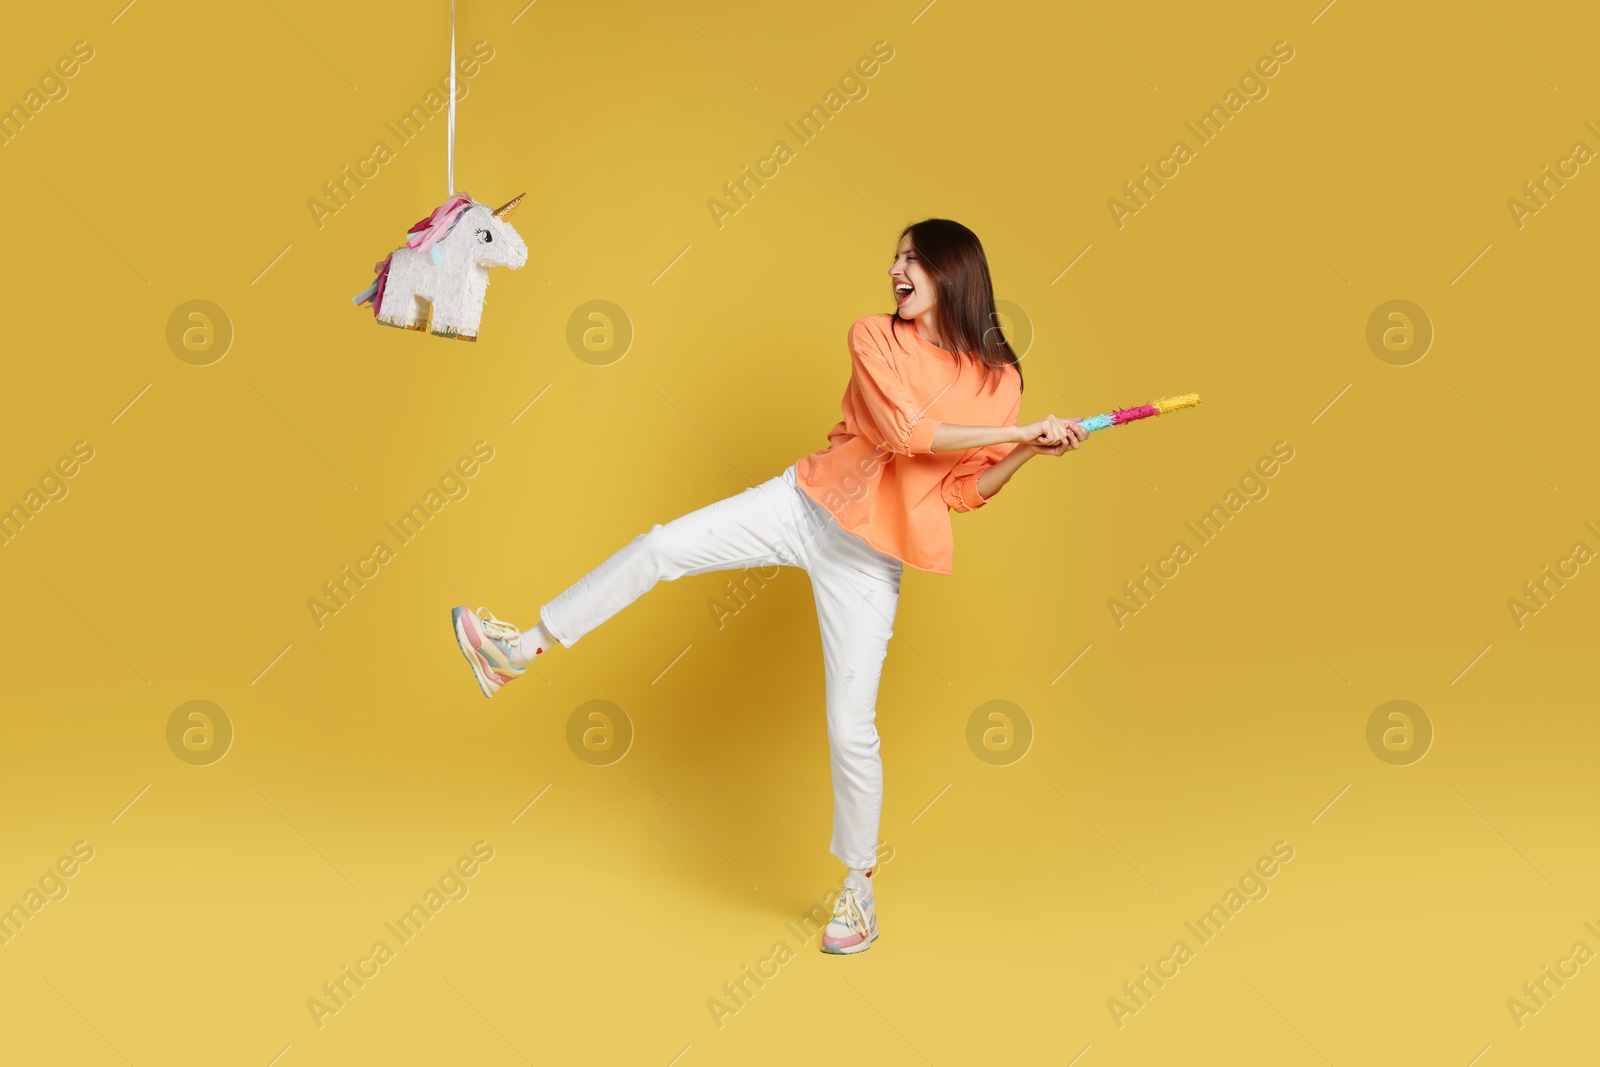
[353,193,527,341]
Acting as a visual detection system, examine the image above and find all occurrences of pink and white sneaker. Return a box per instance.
[821,884,878,954]
[451,605,527,698]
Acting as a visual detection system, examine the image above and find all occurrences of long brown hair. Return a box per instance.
[896,218,1022,393]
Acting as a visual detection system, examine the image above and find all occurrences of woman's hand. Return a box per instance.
[1026,418,1088,455]
[1016,415,1069,446]
[1017,415,1087,451]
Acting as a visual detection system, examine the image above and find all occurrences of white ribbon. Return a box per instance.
[447,0,457,197]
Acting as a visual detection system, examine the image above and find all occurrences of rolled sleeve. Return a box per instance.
[942,465,991,511]
[940,456,998,512]
[905,415,940,455]
[848,319,941,456]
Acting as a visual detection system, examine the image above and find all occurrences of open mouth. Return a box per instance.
[894,282,914,305]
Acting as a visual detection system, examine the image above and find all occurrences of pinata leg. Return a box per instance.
[380,293,432,333]
[430,272,488,342]
[374,253,434,332]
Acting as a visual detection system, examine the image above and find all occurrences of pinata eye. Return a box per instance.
[475,228,493,244]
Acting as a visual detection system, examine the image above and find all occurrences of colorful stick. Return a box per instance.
[1075,393,1200,433]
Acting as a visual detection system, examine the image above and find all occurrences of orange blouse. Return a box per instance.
[795,314,1023,575]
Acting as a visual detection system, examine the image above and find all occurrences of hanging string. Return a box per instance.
[447,0,457,197]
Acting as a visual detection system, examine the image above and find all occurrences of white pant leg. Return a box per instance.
[539,471,807,648]
[791,487,904,871]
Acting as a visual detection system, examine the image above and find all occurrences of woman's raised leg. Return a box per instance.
[536,471,808,648]
[451,470,809,698]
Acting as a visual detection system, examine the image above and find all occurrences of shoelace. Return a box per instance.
[833,886,872,936]
[475,608,522,649]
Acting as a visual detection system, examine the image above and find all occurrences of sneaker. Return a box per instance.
[820,885,877,954]
[451,606,526,698]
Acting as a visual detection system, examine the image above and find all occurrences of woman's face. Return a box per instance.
[889,235,936,321]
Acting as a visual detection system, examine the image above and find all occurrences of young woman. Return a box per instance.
[450,218,1088,954]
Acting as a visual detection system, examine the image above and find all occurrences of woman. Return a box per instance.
[450,218,1088,954]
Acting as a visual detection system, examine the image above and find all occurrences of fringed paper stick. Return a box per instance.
[1074,393,1200,433]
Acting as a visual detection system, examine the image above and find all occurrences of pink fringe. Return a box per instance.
[1111,403,1159,424]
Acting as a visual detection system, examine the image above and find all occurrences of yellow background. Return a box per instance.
[2,1,1596,1063]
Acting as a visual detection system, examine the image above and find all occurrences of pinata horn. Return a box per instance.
[492,193,526,221]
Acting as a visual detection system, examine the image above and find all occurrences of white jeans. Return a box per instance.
[539,463,903,870]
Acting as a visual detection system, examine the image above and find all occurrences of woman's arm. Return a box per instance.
[931,422,1022,452]
[974,443,1036,499]
[931,415,1073,453]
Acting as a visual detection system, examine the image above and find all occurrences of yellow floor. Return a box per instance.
[3,1,1597,1063]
